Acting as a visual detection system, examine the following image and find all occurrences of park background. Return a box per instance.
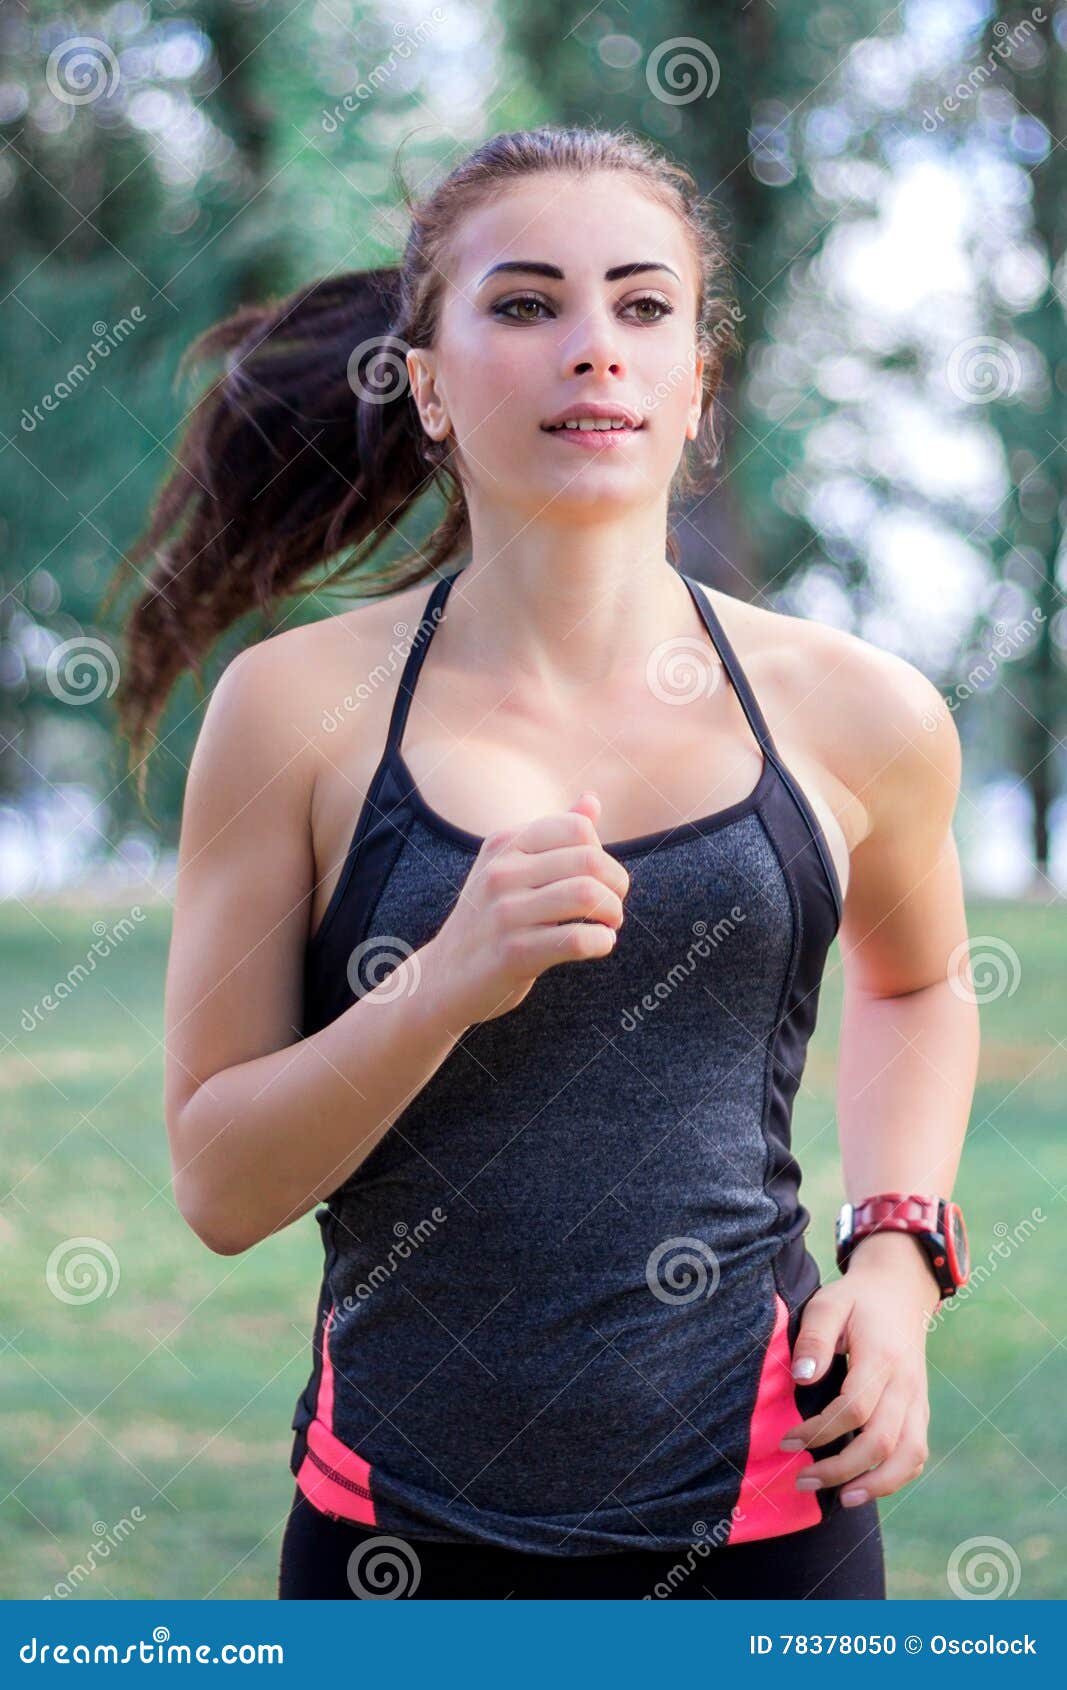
[1,0,1064,1599]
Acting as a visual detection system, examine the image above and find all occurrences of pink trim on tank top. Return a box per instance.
[727,1292,824,1543]
[294,1302,379,1526]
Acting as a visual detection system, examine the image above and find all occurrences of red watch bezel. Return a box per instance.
[941,1200,968,1286]
[837,1192,969,1296]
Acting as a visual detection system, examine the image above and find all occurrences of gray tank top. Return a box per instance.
[288,566,855,1555]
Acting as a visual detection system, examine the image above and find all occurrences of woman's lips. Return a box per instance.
[540,425,645,449]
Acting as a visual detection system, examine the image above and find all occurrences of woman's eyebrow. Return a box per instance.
[475,260,681,287]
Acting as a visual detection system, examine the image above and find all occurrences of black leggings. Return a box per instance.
[278,1486,886,1599]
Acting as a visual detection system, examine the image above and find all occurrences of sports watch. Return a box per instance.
[835,1193,970,1299]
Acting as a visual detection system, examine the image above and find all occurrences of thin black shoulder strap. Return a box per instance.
[681,571,845,925]
[382,570,458,754]
[680,572,780,757]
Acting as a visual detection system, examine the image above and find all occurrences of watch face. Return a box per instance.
[947,1204,969,1282]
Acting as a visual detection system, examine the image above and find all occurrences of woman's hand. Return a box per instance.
[426,790,630,1027]
[778,1231,942,1507]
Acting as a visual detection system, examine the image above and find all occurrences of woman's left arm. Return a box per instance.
[779,645,981,1507]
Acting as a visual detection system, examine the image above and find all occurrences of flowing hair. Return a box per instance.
[108,123,741,784]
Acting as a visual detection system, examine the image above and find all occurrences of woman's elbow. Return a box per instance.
[173,1172,253,1256]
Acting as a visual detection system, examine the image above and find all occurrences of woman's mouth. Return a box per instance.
[540,414,646,447]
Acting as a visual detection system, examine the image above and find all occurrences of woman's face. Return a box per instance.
[409,171,705,530]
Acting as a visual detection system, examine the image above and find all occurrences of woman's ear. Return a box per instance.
[685,343,705,441]
[407,347,451,440]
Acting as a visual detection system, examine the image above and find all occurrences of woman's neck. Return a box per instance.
[444,520,700,687]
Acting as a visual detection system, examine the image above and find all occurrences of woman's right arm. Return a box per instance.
[165,628,627,1257]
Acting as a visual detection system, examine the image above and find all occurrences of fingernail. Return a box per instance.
[779,1438,805,1451]
[840,1489,868,1506]
[796,1475,822,1490]
[792,1356,817,1379]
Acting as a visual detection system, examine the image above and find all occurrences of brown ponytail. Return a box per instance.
[109,123,740,781]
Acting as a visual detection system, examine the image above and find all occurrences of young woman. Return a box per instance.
[115,126,978,1601]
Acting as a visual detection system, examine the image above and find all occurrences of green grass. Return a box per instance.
[1,897,1063,1599]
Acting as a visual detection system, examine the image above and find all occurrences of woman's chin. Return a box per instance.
[515,471,652,523]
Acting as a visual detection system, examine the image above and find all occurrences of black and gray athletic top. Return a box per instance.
[288,566,854,1555]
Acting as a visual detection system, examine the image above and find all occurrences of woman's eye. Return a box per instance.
[623,295,674,323]
[492,293,674,324]
[493,295,552,322]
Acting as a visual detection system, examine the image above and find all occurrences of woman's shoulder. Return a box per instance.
[225,578,433,680]
[190,580,434,808]
[209,579,433,730]
[706,585,939,705]
[706,586,961,839]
